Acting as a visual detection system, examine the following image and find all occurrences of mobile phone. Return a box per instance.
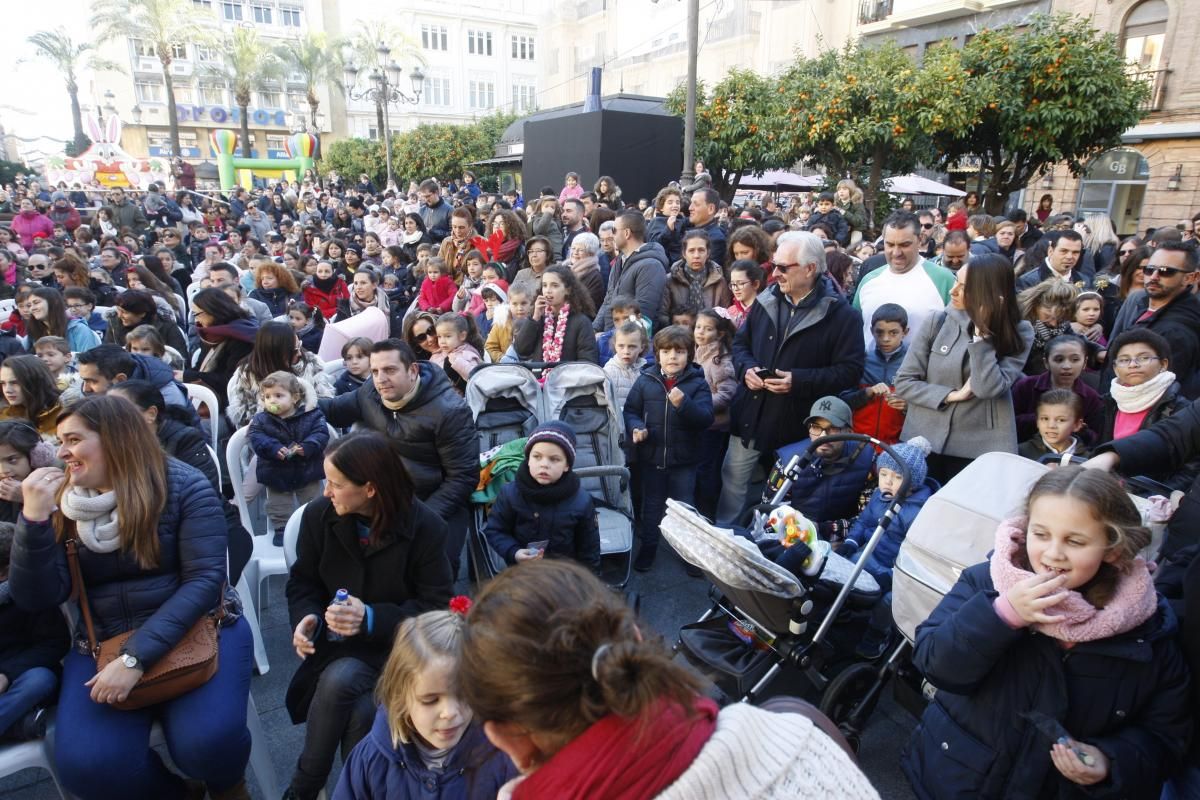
[756,368,775,380]
[529,539,550,553]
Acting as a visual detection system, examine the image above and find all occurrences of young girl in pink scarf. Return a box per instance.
[903,466,1190,800]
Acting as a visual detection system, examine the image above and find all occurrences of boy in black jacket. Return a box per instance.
[0,521,69,740]
[625,325,715,571]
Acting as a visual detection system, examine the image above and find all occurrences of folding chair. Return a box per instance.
[225,426,288,617]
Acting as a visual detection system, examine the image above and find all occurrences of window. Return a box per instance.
[511,83,535,112]
[468,30,493,56]
[171,43,188,60]
[469,80,495,110]
[173,84,194,104]
[287,91,306,111]
[1123,0,1168,71]
[198,83,225,105]
[422,76,450,106]
[367,126,379,140]
[133,39,156,58]
[266,134,287,151]
[222,2,242,21]
[421,24,448,51]
[511,35,535,61]
[251,3,272,24]
[195,45,220,63]
[258,90,281,108]
[135,80,164,103]
[280,6,301,27]
[192,0,212,7]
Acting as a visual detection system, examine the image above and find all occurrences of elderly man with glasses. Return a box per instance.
[714,230,865,524]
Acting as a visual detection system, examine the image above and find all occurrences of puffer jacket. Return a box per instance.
[774,438,875,524]
[10,458,227,669]
[592,243,670,333]
[0,593,70,683]
[319,362,478,521]
[658,261,732,330]
[646,213,684,265]
[158,414,218,490]
[844,478,938,584]
[604,357,646,426]
[249,286,299,318]
[903,563,1191,800]
[334,711,517,800]
[697,343,736,430]
[285,496,452,722]
[623,362,715,468]
[841,343,909,444]
[482,476,600,569]
[248,403,329,492]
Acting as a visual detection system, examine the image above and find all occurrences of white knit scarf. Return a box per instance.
[60,486,120,553]
[1109,370,1176,413]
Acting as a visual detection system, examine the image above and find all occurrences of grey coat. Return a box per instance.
[894,308,1033,459]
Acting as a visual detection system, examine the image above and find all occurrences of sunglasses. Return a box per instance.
[414,328,435,342]
[921,223,934,229]
[1142,265,1193,278]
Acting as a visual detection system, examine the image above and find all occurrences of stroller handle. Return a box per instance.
[776,433,912,651]
[1036,453,1174,497]
[469,360,599,377]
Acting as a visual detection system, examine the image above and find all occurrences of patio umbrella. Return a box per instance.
[884,174,966,197]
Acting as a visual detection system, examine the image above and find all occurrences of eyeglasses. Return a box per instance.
[808,423,838,436]
[1142,265,1193,278]
[66,303,89,311]
[770,261,804,273]
[729,280,753,289]
[1114,355,1162,368]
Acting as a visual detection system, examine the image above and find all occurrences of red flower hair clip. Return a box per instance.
[449,595,472,616]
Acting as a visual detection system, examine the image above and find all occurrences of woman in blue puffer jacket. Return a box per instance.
[9,395,252,800]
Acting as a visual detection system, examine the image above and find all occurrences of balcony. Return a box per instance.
[859,0,894,25]
[1135,68,1169,113]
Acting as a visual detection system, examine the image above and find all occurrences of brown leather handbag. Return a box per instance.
[66,534,222,711]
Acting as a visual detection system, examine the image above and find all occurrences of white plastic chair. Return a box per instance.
[205,443,222,488]
[0,736,66,799]
[185,383,222,457]
[284,502,308,570]
[0,298,14,316]
[225,426,288,619]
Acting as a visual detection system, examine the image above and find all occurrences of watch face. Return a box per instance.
[122,654,137,667]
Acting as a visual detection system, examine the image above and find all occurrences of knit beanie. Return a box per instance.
[525,420,577,467]
[877,436,932,490]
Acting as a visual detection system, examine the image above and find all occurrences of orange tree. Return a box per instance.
[933,13,1149,213]
[665,69,783,202]
[391,111,518,186]
[775,41,970,230]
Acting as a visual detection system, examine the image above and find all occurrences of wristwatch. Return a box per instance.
[120,653,140,670]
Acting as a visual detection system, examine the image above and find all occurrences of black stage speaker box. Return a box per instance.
[522,110,683,206]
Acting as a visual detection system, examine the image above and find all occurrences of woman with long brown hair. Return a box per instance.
[284,431,452,800]
[10,395,253,800]
[513,265,599,364]
[25,287,99,355]
[226,320,332,428]
[896,253,1034,482]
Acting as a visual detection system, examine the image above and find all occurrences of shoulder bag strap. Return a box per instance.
[64,528,100,657]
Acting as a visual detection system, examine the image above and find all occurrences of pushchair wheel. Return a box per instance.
[818,662,882,753]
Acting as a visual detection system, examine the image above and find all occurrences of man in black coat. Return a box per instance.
[319,339,478,577]
[1103,240,1200,398]
[715,231,865,524]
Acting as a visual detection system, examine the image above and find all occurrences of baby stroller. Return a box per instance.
[661,433,908,716]
[814,451,1174,751]
[465,361,636,586]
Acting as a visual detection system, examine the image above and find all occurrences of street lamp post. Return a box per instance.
[344,45,424,189]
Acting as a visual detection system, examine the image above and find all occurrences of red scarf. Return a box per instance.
[515,697,717,800]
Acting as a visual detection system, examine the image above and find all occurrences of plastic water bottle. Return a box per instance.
[326,588,350,641]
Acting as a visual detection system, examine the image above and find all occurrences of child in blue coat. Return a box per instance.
[333,603,517,800]
[482,422,601,573]
[624,325,714,571]
[903,467,1190,800]
[248,371,330,541]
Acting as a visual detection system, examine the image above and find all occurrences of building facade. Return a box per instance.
[88,0,339,164]
[1032,0,1196,235]
[327,0,541,141]
[537,0,857,111]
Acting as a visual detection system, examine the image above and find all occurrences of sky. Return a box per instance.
[5,1,106,163]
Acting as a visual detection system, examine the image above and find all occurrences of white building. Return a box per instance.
[329,0,542,140]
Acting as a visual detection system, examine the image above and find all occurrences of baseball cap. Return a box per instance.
[803,396,852,429]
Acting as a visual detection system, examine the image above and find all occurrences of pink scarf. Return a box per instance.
[989,518,1158,643]
[542,303,571,364]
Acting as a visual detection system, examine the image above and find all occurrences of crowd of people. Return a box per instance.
[0,161,1197,800]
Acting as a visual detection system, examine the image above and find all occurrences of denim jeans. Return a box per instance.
[716,437,765,525]
[639,464,697,554]
[0,666,58,736]
[290,656,378,799]
[1162,766,1200,800]
[55,616,253,800]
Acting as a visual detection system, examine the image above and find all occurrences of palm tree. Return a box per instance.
[277,32,345,131]
[91,0,213,158]
[348,25,424,140]
[209,27,285,158]
[26,29,123,154]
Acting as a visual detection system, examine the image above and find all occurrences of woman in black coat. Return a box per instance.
[186,287,258,411]
[103,289,187,355]
[10,396,252,800]
[284,432,453,800]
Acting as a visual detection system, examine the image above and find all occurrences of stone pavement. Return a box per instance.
[0,545,919,799]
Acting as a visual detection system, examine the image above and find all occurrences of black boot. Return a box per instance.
[1,707,47,742]
[634,543,657,572]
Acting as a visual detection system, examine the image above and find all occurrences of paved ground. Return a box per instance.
[1,544,920,799]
